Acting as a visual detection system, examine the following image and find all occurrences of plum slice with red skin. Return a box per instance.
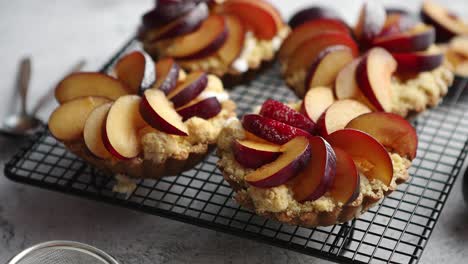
[378,13,418,38]
[114,51,156,94]
[233,140,281,169]
[335,58,374,110]
[216,0,280,40]
[392,51,443,73]
[144,2,209,42]
[285,32,358,76]
[49,97,111,141]
[346,112,418,159]
[301,87,335,123]
[140,89,188,136]
[355,47,396,112]
[288,6,346,29]
[167,71,208,108]
[279,18,350,60]
[290,136,337,202]
[176,97,221,121]
[103,95,147,160]
[217,15,246,67]
[83,103,113,159]
[326,129,393,186]
[142,1,197,29]
[316,99,371,136]
[164,14,228,60]
[305,45,356,89]
[55,73,128,104]
[154,58,180,95]
[245,137,311,188]
[372,24,436,53]
[329,147,360,205]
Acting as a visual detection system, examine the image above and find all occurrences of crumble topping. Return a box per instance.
[392,66,454,116]
[141,74,236,164]
[217,118,411,215]
[248,185,291,213]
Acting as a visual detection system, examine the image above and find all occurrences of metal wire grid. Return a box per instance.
[4,39,468,264]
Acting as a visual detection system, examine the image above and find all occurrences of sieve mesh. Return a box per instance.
[8,241,119,264]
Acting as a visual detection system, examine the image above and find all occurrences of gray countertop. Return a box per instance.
[0,0,467,263]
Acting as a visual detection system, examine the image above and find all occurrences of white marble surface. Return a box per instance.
[0,0,467,263]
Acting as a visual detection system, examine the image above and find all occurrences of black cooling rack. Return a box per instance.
[4,39,468,264]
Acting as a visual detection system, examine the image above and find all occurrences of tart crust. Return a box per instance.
[65,140,214,179]
[216,118,412,227]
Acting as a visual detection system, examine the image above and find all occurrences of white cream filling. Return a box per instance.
[232,59,249,73]
[223,116,239,127]
[230,29,285,72]
[198,91,230,102]
[271,35,282,51]
[231,32,256,73]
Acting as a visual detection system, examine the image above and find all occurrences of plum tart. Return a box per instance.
[439,36,468,77]
[418,1,468,77]
[139,0,289,77]
[280,1,454,117]
[421,0,468,43]
[49,51,236,185]
[217,99,416,227]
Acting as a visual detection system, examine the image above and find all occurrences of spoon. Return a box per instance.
[1,57,43,137]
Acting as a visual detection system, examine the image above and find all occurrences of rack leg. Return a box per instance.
[344,219,356,248]
[330,219,356,256]
[90,167,114,192]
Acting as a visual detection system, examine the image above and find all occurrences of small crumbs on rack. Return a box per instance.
[113,174,137,195]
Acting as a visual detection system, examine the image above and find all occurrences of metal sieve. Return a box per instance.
[7,240,120,264]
